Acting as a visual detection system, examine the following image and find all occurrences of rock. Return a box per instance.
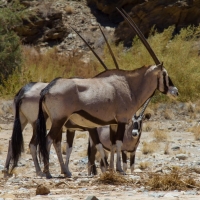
[36,184,50,195]
[149,192,165,198]
[171,146,180,150]
[185,190,198,195]
[164,192,180,198]
[115,0,200,45]
[134,169,142,173]
[129,175,141,181]
[176,154,188,160]
[85,196,99,200]
[13,2,68,44]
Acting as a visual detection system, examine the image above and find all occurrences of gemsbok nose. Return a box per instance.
[132,129,139,137]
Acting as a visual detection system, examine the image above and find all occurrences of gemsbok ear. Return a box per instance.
[143,113,151,120]
[156,62,164,70]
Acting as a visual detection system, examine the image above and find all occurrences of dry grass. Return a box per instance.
[95,170,134,185]
[142,141,157,155]
[75,132,87,139]
[189,126,200,140]
[142,122,153,132]
[62,142,67,155]
[164,142,170,155]
[145,167,200,191]
[0,46,101,98]
[10,167,25,177]
[153,129,168,142]
[65,5,74,14]
[138,161,150,170]
[164,109,174,120]
[78,149,87,157]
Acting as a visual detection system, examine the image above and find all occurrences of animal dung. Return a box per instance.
[36,184,50,195]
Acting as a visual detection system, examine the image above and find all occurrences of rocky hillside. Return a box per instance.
[10,0,200,52]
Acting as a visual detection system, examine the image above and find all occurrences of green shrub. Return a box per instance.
[0,0,31,84]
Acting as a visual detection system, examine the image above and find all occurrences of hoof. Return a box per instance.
[46,173,53,179]
[2,169,12,178]
[116,169,126,175]
[36,171,46,177]
[43,172,52,179]
[64,171,72,178]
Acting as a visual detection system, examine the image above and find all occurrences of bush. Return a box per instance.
[0,0,31,84]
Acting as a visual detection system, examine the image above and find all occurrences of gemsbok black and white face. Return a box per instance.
[131,115,143,137]
[156,65,178,97]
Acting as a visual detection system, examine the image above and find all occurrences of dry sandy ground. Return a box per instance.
[0,102,200,199]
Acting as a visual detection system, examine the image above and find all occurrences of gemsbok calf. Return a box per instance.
[87,99,151,175]
[36,10,178,179]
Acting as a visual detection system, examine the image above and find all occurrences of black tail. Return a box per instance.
[36,96,49,163]
[10,99,24,172]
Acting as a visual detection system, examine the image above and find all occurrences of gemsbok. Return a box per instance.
[87,99,151,175]
[3,25,119,177]
[3,81,109,177]
[36,9,178,178]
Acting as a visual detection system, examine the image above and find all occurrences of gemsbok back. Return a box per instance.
[36,9,178,178]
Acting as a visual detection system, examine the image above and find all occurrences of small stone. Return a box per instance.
[185,190,198,195]
[36,184,50,195]
[149,192,165,198]
[134,169,142,172]
[171,146,180,150]
[129,175,140,181]
[85,196,99,200]
[176,154,188,160]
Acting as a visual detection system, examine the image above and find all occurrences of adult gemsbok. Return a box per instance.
[36,9,178,178]
[4,26,119,177]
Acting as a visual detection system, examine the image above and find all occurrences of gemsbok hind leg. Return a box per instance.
[29,123,46,177]
[109,125,117,170]
[88,128,108,173]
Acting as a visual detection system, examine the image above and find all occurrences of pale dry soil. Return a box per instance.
[0,103,200,199]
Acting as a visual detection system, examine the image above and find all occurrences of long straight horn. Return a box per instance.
[98,25,119,69]
[71,27,108,70]
[116,8,160,66]
[139,98,151,117]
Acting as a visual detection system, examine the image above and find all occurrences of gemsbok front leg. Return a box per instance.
[64,129,75,177]
[122,151,128,173]
[130,151,136,173]
[115,123,126,174]
[44,119,67,178]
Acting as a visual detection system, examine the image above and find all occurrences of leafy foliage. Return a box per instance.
[0,0,31,84]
